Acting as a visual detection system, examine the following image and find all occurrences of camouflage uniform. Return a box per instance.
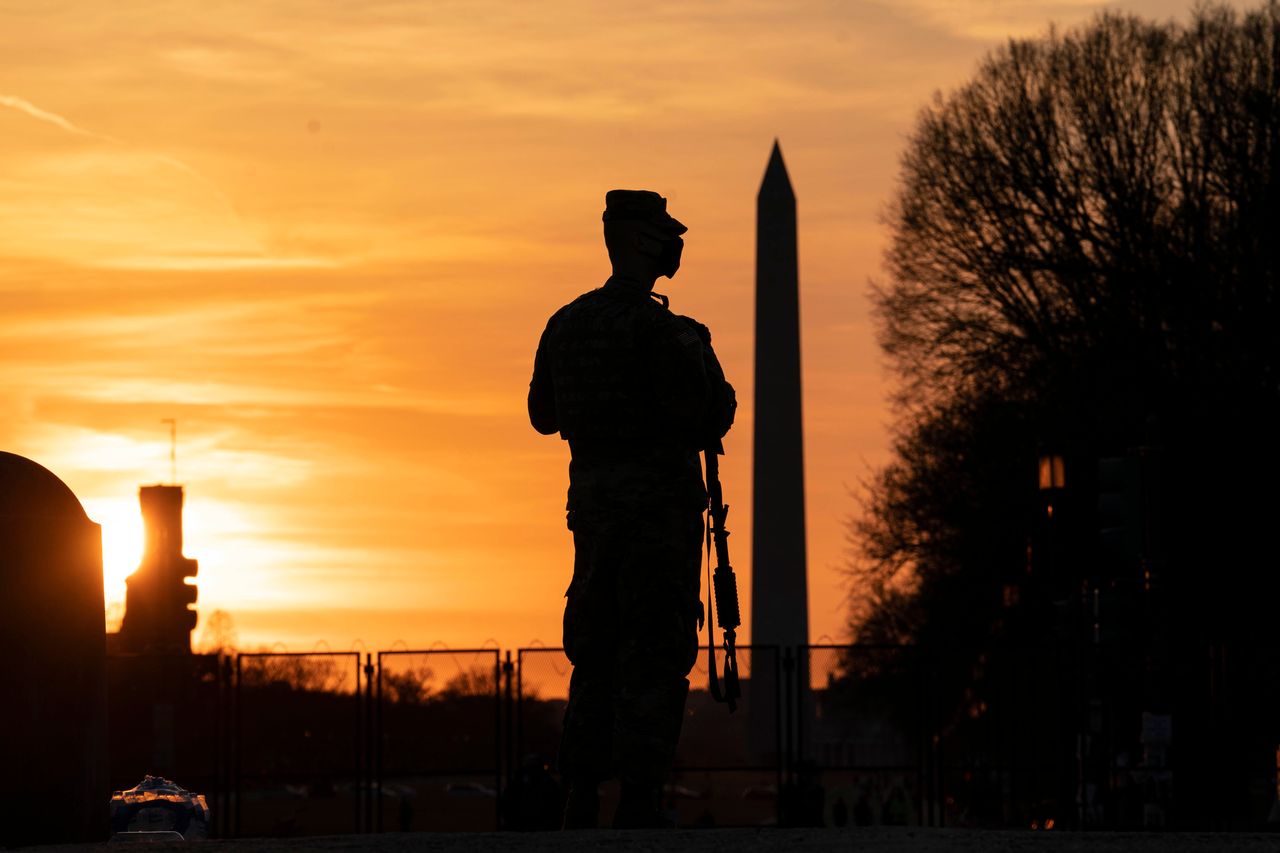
[529,270,734,788]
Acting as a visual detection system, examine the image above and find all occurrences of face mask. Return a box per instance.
[659,236,684,279]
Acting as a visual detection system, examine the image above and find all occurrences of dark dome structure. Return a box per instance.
[0,450,87,518]
[0,450,107,844]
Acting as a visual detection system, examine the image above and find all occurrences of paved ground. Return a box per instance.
[24,828,1280,852]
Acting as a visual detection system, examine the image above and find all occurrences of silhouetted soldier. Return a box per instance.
[528,190,735,828]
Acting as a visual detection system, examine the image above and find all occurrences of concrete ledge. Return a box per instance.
[23,828,1280,853]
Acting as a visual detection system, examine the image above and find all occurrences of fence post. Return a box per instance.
[502,651,514,818]
[515,650,525,770]
[233,654,242,838]
[782,647,795,791]
[796,645,808,772]
[363,653,375,833]
[1208,641,1223,829]
[218,653,233,838]
[374,652,383,833]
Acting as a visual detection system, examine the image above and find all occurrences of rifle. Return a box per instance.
[704,442,741,712]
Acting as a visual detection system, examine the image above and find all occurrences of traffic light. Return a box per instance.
[178,556,198,632]
[1097,454,1143,567]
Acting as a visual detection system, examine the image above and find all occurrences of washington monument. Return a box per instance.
[752,141,809,651]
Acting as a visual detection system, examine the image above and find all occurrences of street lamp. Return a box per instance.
[1038,453,1066,491]
[1039,452,1066,518]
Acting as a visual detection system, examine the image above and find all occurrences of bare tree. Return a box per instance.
[857,2,1280,643]
[880,2,1279,408]
[195,608,238,655]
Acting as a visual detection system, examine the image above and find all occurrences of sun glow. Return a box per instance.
[82,489,272,609]
[80,477,389,633]
[80,495,144,612]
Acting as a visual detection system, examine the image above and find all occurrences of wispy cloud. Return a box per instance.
[0,93,121,141]
[0,92,335,269]
[0,92,229,198]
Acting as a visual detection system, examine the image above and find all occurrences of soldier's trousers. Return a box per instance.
[559,504,704,786]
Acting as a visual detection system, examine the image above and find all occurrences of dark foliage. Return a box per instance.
[855,1,1280,648]
[847,6,1280,825]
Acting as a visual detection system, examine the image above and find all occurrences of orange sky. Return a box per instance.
[1,0,1233,652]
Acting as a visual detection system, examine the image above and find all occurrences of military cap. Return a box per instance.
[602,189,687,235]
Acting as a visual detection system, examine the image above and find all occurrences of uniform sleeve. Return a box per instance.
[674,315,735,442]
[701,338,737,441]
[528,319,559,435]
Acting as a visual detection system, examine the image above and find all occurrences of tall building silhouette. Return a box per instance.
[116,484,198,653]
[751,141,809,649]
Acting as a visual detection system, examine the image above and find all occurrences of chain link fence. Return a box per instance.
[375,649,502,831]
[102,641,1280,834]
[233,652,363,837]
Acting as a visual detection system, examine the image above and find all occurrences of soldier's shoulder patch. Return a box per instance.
[676,328,700,348]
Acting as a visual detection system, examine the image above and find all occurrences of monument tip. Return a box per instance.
[759,140,794,201]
